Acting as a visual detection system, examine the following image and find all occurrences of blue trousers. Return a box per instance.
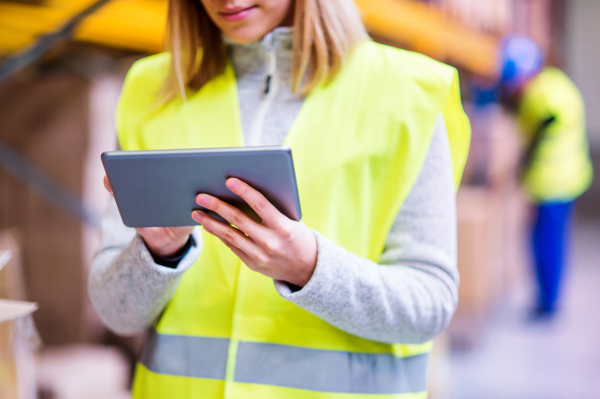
[531,201,574,313]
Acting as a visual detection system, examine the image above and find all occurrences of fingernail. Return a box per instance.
[226,179,238,190]
[197,195,209,205]
[192,211,203,221]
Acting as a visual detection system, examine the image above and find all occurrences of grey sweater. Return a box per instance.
[88,28,458,344]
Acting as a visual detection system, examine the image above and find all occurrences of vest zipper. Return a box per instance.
[246,33,279,146]
[264,48,276,95]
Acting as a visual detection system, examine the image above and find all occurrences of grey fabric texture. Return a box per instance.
[274,117,458,344]
[227,29,301,146]
[88,28,459,344]
[88,199,203,335]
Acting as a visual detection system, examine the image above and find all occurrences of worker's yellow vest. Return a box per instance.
[518,67,593,201]
[116,41,470,399]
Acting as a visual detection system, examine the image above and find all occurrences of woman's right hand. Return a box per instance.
[104,175,194,258]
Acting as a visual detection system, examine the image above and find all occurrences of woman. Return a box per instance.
[89,0,470,397]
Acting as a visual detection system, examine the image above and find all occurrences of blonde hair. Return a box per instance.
[162,0,368,99]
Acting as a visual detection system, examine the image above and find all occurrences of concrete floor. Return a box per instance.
[449,215,600,399]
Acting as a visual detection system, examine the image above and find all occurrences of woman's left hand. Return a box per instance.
[191,178,317,288]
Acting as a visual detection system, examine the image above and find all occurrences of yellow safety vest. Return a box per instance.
[518,67,593,201]
[116,40,470,399]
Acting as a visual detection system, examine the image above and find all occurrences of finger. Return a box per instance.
[225,178,284,228]
[205,224,263,269]
[195,193,266,238]
[103,175,114,196]
[216,236,255,268]
[193,211,268,262]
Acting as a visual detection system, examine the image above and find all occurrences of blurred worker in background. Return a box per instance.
[89,0,471,397]
[500,35,593,318]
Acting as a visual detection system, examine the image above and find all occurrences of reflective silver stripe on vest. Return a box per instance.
[140,331,428,394]
[140,330,229,380]
[235,341,428,394]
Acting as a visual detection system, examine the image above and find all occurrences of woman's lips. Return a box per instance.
[219,5,257,22]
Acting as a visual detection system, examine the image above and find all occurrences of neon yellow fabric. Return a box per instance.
[518,67,593,201]
[132,364,225,398]
[225,382,430,399]
[117,41,470,399]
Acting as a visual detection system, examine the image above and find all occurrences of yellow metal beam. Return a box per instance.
[0,4,67,34]
[355,0,499,77]
[0,0,104,54]
[0,0,499,77]
[0,28,36,53]
[75,0,166,53]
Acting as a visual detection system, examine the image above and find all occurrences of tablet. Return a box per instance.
[101,146,302,228]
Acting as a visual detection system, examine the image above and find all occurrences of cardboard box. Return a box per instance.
[0,231,27,301]
[0,66,120,345]
[1,233,41,399]
[450,185,529,346]
[0,299,39,399]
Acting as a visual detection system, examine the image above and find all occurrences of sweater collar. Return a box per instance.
[225,27,294,81]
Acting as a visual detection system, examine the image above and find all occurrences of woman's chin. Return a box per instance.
[223,26,270,44]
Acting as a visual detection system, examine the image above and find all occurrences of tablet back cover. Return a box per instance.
[102,147,301,227]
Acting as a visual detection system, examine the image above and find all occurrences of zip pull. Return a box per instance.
[264,49,276,94]
[248,32,279,146]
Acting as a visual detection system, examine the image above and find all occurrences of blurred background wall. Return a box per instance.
[567,0,600,149]
[566,0,600,214]
[0,1,598,398]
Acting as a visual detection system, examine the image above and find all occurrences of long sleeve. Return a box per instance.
[92,29,458,342]
[275,115,458,344]
[88,199,203,336]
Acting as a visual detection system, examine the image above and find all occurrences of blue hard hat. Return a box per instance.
[500,35,544,92]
